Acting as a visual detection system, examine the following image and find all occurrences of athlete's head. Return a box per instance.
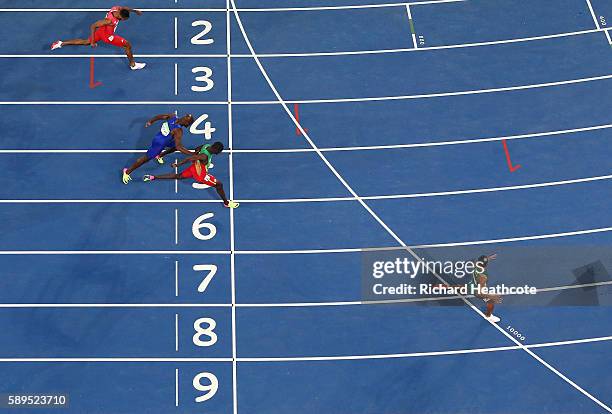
[181,114,195,126]
[210,142,224,154]
[477,255,489,268]
[119,9,130,20]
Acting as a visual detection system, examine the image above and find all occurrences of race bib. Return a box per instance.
[160,122,170,136]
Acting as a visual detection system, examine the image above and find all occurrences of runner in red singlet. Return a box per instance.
[50,6,146,70]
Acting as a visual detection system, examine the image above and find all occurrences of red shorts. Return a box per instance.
[92,29,127,47]
[180,163,217,186]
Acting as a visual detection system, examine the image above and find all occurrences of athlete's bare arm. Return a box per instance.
[121,7,143,16]
[172,153,208,169]
[172,129,195,156]
[145,114,174,127]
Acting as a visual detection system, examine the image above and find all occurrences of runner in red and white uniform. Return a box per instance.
[50,6,145,70]
[143,142,239,209]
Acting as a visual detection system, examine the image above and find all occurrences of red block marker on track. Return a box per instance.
[89,57,102,89]
[502,139,521,172]
[294,103,308,136]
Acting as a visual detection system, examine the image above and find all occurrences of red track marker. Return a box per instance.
[294,103,308,136]
[502,139,521,172]
[89,57,102,89]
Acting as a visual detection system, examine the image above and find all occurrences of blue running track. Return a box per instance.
[0,0,611,413]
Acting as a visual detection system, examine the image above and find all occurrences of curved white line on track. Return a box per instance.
[232,226,612,254]
[1,280,610,309]
[0,335,609,363]
[2,74,612,107]
[241,73,612,105]
[233,280,612,308]
[1,122,611,154]
[3,27,610,59]
[236,122,612,152]
[231,6,612,409]
[1,174,611,204]
[238,27,612,58]
[0,1,465,13]
[239,335,612,362]
[0,225,611,256]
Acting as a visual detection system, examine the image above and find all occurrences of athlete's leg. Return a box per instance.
[146,173,182,180]
[122,40,136,67]
[60,38,92,46]
[122,136,164,184]
[485,302,495,317]
[126,155,151,175]
[104,35,144,69]
[156,146,177,164]
[214,181,229,205]
[122,155,150,184]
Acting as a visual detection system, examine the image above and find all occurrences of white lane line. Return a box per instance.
[405,4,418,49]
[2,122,611,155]
[225,1,239,413]
[412,226,612,249]
[174,209,179,245]
[0,303,232,308]
[1,71,611,106]
[175,260,179,297]
[1,174,611,204]
[536,280,612,294]
[230,4,612,410]
[4,280,608,309]
[2,73,612,107]
[235,122,612,152]
[235,174,612,203]
[174,17,178,49]
[0,101,228,105]
[174,158,178,192]
[366,175,612,201]
[175,313,179,352]
[585,0,612,44]
[238,73,612,105]
[2,27,611,59]
[175,368,179,407]
[0,335,609,363]
[242,28,612,57]
[585,0,601,28]
[239,335,612,362]
[0,1,466,13]
[0,250,230,255]
[239,280,612,308]
[174,63,178,95]
[0,226,612,256]
[0,54,230,58]
[225,0,466,12]
[0,358,234,362]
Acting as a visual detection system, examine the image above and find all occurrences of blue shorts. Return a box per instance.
[146,134,175,159]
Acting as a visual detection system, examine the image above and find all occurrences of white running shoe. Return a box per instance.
[51,40,63,50]
[155,155,164,164]
[486,314,500,323]
[122,168,131,184]
[130,62,146,70]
